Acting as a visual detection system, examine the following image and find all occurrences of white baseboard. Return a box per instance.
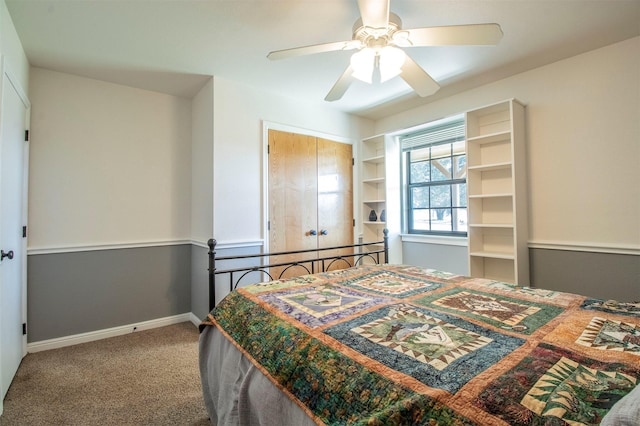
[189,312,202,327]
[27,313,201,353]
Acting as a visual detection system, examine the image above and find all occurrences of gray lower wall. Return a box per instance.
[207,245,263,308]
[191,244,210,321]
[401,241,469,276]
[27,244,192,343]
[191,243,264,321]
[401,241,639,302]
[530,248,639,302]
[27,241,638,343]
[28,242,264,343]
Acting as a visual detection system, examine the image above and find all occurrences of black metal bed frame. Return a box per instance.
[208,229,388,310]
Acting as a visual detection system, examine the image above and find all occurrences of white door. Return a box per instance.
[0,62,29,414]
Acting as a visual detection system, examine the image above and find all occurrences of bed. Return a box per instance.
[199,234,640,425]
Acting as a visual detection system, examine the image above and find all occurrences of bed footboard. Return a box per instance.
[208,229,388,310]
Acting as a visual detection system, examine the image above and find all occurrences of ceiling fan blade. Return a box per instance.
[357,0,390,29]
[405,23,503,46]
[268,40,356,60]
[325,66,355,102]
[400,56,440,97]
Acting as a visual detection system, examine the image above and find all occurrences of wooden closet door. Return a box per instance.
[268,130,318,278]
[268,130,354,278]
[316,138,353,270]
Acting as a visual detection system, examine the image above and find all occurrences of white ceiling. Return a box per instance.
[6,0,640,119]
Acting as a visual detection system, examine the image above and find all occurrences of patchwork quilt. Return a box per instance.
[200,264,640,425]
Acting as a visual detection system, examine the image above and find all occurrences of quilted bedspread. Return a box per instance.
[201,264,640,425]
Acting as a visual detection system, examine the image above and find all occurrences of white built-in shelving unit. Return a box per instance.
[465,99,529,284]
[361,135,387,246]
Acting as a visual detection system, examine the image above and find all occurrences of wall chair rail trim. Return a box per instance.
[27,239,266,255]
[208,240,264,250]
[27,239,195,255]
[528,240,640,256]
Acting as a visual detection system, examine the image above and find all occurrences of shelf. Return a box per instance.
[467,167,513,196]
[363,221,386,225]
[363,177,385,184]
[362,155,385,164]
[363,199,385,204]
[469,251,514,260]
[469,257,515,283]
[467,130,511,145]
[468,223,513,228]
[362,135,385,144]
[466,102,512,138]
[467,194,514,225]
[468,193,512,199]
[361,136,385,167]
[469,226,514,257]
[466,139,511,167]
[467,162,511,172]
[362,158,385,185]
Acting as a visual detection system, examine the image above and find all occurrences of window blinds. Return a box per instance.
[400,117,465,152]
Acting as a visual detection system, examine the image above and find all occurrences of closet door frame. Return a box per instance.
[262,121,356,255]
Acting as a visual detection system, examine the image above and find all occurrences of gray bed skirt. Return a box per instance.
[199,325,317,426]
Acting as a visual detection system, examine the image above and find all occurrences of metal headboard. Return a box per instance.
[208,229,388,310]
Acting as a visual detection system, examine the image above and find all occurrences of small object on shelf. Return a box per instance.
[368,209,377,222]
[380,209,386,222]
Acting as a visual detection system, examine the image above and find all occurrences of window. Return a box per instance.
[401,115,467,236]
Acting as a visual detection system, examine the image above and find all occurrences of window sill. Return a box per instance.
[401,234,468,247]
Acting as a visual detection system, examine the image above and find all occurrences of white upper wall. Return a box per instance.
[25,30,637,252]
[26,67,369,249]
[376,37,640,249]
[191,77,214,245]
[211,77,372,243]
[28,68,193,250]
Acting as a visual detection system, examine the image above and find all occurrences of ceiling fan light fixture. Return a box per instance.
[379,45,406,82]
[350,47,375,83]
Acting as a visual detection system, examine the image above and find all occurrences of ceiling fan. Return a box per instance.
[267,0,503,102]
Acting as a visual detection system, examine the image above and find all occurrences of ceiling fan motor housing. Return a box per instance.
[352,12,403,46]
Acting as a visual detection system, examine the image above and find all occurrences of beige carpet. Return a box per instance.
[0,322,210,425]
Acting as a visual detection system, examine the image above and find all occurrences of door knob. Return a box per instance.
[308,230,317,236]
[320,229,328,235]
[1,250,14,261]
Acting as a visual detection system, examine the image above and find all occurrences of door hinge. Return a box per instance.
[267,220,270,231]
[22,323,27,335]
[267,144,270,154]
[353,219,355,227]
[352,158,354,166]
[24,129,29,142]
[23,226,27,238]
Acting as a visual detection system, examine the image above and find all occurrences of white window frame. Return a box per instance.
[400,114,467,237]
